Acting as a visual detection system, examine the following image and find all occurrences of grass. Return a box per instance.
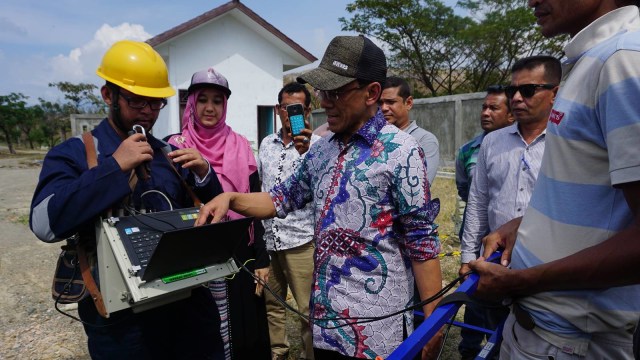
[0,147,46,168]
[0,152,45,160]
[431,176,465,360]
[283,176,466,359]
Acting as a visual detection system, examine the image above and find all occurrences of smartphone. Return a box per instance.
[286,103,305,136]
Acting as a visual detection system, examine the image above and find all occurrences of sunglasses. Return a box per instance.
[505,84,556,99]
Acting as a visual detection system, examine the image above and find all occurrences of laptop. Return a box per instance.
[112,207,253,281]
[96,207,253,316]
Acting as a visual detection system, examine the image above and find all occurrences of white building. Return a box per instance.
[147,0,316,149]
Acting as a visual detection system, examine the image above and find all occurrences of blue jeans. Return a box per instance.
[78,287,224,359]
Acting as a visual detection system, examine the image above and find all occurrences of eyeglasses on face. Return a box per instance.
[316,84,365,102]
[120,92,167,110]
[505,83,556,99]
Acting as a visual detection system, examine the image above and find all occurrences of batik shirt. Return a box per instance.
[258,130,320,251]
[270,110,440,359]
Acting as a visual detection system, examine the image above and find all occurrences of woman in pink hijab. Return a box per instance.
[167,67,270,360]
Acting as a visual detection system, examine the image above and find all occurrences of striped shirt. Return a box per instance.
[512,6,640,347]
[460,124,545,263]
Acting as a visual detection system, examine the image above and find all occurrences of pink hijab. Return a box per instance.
[167,88,257,209]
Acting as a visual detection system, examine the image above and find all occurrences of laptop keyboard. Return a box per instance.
[115,208,200,273]
[125,228,162,268]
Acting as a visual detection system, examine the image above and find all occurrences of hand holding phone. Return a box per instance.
[286,103,305,136]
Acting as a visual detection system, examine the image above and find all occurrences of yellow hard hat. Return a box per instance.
[96,40,176,98]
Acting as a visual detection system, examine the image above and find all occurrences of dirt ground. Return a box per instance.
[0,154,90,359]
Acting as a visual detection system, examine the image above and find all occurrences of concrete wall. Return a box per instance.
[311,91,486,169]
[70,114,104,137]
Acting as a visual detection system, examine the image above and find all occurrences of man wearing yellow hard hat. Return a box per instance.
[30,40,225,359]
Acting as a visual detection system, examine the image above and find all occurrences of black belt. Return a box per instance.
[513,303,536,330]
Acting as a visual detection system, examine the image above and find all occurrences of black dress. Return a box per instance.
[218,171,271,360]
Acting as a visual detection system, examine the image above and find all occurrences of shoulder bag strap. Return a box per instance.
[79,132,108,318]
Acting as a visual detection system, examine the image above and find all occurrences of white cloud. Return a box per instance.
[48,23,151,85]
[0,22,152,104]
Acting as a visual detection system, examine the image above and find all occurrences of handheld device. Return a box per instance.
[130,124,151,180]
[286,103,305,136]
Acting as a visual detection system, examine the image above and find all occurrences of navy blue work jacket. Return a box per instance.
[30,119,222,242]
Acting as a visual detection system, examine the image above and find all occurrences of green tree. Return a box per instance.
[36,99,70,148]
[340,0,474,97]
[48,81,103,113]
[339,0,567,96]
[458,0,566,91]
[16,105,44,149]
[0,93,28,154]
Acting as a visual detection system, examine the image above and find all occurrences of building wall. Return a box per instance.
[70,114,104,137]
[152,12,305,150]
[311,92,486,169]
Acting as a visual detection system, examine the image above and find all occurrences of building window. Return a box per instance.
[179,89,188,127]
[257,105,276,147]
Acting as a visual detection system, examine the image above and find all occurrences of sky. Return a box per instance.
[0,0,461,105]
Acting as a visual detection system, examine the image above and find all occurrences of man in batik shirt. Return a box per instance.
[197,35,443,360]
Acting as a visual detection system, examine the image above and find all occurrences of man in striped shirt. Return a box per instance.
[458,55,559,359]
[455,85,515,238]
[471,1,640,358]
[455,84,514,359]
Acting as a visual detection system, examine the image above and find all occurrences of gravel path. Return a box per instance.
[0,156,89,359]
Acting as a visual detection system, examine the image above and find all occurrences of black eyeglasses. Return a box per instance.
[505,84,556,99]
[120,92,167,110]
[316,85,365,102]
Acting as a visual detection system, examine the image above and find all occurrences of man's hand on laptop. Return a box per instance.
[196,193,232,225]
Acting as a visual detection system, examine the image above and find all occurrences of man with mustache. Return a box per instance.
[470,1,640,358]
[458,55,559,359]
[196,35,444,359]
[455,83,514,359]
[258,82,318,360]
[379,76,440,186]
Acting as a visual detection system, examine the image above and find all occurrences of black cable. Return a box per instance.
[122,204,178,231]
[235,256,471,330]
[53,262,130,328]
[435,301,461,360]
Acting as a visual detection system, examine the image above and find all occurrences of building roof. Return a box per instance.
[147,0,317,63]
